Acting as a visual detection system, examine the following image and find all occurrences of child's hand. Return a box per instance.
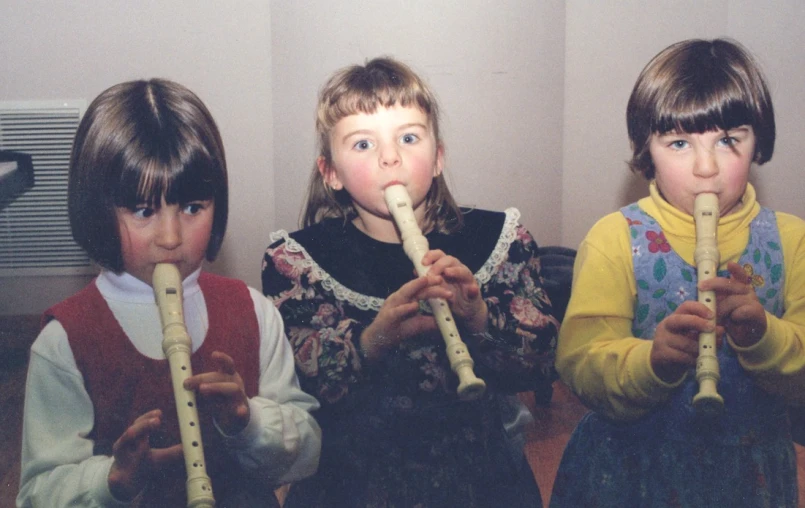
[699,261,767,348]
[107,409,183,501]
[360,274,446,362]
[650,301,715,383]
[184,351,250,436]
[420,249,488,334]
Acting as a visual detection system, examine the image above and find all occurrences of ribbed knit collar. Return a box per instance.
[636,181,760,265]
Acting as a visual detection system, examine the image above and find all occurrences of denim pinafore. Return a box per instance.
[550,205,796,508]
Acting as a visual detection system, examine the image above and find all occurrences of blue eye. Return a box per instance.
[719,136,738,147]
[669,140,688,150]
[353,140,373,151]
[401,133,419,144]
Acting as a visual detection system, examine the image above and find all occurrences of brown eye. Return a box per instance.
[132,206,155,219]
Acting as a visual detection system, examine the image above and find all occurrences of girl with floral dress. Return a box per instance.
[261,57,559,508]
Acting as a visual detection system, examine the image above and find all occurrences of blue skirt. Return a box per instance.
[549,411,797,507]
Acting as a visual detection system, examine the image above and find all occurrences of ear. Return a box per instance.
[317,156,343,190]
[433,144,445,178]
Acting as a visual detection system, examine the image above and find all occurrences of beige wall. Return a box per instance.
[270,1,565,244]
[0,1,275,313]
[2,1,803,315]
[561,0,805,247]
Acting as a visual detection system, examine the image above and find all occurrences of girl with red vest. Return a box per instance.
[17,79,321,507]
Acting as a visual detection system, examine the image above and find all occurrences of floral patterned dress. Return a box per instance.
[550,204,797,508]
[262,208,559,508]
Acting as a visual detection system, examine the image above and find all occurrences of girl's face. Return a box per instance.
[649,126,755,217]
[116,196,214,285]
[319,105,443,239]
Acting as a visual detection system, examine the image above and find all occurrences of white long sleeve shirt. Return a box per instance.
[17,269,321,507]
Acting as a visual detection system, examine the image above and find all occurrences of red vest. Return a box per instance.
[45,273,265,507]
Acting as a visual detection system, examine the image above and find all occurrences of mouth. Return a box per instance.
[382,181,404,190]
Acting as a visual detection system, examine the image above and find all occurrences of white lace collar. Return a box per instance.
[268,208,521,311]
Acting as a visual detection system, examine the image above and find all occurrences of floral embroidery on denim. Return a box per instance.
[646,230,671,253]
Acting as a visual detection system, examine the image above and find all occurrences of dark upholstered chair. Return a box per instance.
[534,246,576,406]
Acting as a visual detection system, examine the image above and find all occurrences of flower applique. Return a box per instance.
[646,231,671,253]
[743,263,765,288]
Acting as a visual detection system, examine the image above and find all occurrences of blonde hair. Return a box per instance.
[301,57,463,232]
[627,38,775,179]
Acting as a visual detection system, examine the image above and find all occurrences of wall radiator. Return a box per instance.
[0,100,92,276]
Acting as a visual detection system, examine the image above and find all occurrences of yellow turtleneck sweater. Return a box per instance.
[556,181,805,421]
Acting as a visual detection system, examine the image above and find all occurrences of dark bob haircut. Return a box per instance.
[626,38,775,179]
[68,78,228,272]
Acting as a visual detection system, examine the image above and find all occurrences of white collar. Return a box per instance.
[95,267,203,304]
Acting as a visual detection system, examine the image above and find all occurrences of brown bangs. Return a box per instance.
[69,78,228,271]
[652,95,755,137]
[113,150,219,210]
[649,61,757,136]
[626,38,775,179]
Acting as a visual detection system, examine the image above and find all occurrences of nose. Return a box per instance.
[693,146,719,178]
[379,143,401,168]
[155,212,182,250]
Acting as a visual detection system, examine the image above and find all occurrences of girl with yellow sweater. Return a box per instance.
[551,39,805,507]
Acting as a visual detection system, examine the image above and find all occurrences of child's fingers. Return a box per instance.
[656,341,698,362]
[114,410,161,450]
[393,274,437,297]
[184,355,239,390]
[725,261,750,281]
[717,297,755,323]
[715,326,726,347]
[111,409,163,486]
[184,372,214,390]
[419,249,447,267]
[440,264,474,281]
[385,301,423,322]
[727,304,764,325]
[210,351,237,375]
[656,321,701,354]
[671,300,715,323]
[392,275,448,303]
[413,285,454,302]
[197,380,243,398]
[424,254,472,282]
[701,277,752,296]
[664,314,714,336]
[650,332,698,382]
[699,261,751,294]
[150,444,184,466]
[397,314,440,340]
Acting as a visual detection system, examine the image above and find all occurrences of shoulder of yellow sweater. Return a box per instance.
[582,210,631,250]
[774,211,805,264]
[577,211,634,278]
[775,210,805,235]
